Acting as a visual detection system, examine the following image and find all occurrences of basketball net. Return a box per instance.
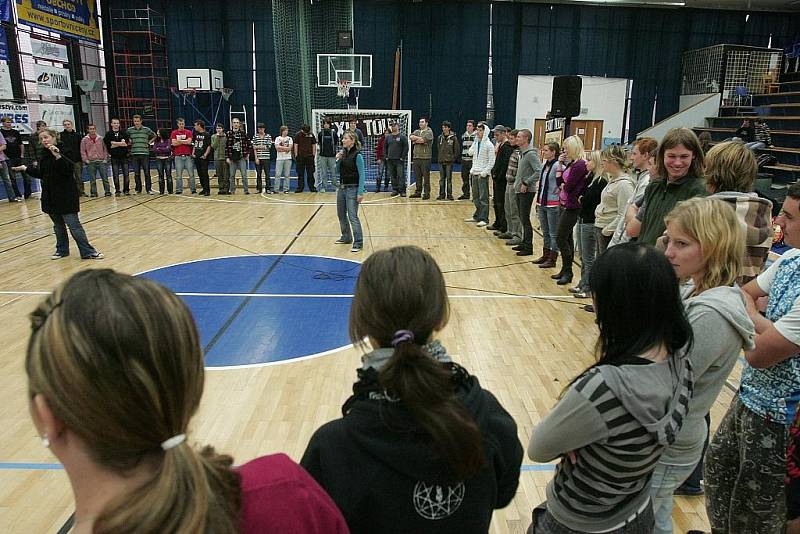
[336,79,351,98]
[221,88,234,102]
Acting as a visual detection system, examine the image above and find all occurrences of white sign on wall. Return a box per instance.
[31,38,69,63]
[36,103,75,130]
[0,102,32,134]
[34,64,72,97]
[0,62,12,100]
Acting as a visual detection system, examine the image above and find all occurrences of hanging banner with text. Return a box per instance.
[0,102,31,134]
[31,37,68,62]
[0,26,8,61]
[14,0,101,44]
[35,63,72,97]
[0,63,12,100]
[0,0,11,22]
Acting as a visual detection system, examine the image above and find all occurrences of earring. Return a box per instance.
[41,435,50,448]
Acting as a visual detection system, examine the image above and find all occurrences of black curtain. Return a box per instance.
[492,3,800,140]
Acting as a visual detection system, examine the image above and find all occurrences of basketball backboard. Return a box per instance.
[316,54,372,88]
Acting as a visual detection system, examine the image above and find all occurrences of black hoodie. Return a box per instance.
[301,344,523,534]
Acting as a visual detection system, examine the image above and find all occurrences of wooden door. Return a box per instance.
[570,120,603,151]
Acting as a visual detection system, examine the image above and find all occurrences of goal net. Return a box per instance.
[311,109,413,192]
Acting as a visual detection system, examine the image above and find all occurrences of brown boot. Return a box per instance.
[539,250,558,269]
[531,248,551,264]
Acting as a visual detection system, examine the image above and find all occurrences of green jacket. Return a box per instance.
[638,175,707,246]
[411,127,433,160]
[211,133,227,160]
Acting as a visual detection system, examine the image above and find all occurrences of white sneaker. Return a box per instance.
[83,252,104,260]
[50,252,67,260]
[350,245,362,253]
[476,221,488,227]
[464,217,477,222]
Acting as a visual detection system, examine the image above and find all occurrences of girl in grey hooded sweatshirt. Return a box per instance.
[652,197,755,533]
[528,243,694,534]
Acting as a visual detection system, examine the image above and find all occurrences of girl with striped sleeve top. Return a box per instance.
[527,243,694,534]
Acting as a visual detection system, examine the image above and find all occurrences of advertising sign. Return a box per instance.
[15,0,101,44]
[35,63,72,97]
[0,102,31,134]
[31,37,68,62]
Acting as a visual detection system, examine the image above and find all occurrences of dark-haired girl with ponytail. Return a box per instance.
[26,269,348,534]
[301,245,523,533]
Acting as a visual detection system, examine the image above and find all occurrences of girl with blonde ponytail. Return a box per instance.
[26,269,348,534]
[301,245,523,533]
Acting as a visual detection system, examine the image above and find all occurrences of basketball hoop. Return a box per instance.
[221,87,234,102]
[336,79,351,98]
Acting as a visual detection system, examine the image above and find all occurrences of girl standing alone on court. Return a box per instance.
[26,270,348,533]
[333,131,366,253]
[301,245,523,534]
[12,129,103,260]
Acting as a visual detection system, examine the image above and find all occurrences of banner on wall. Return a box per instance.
[14,0,101,44]
[36,103,74,129]
[0,63,12,99]
[0,102,31,134]
[0,27,8,61]
[31,37,68,62]
[35,63,72,97]
[0,0,11,22]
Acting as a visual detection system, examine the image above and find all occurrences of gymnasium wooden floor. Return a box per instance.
[0,170,740,533]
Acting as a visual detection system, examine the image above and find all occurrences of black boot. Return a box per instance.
[557,271,573,285]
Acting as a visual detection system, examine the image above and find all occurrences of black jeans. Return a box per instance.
[111,158,129,193]
[556,207,580,273]
[493,176,506,230]
[387,159,405,193]
[517,191,535,251]
[130,155,151,192]
[295,155,315,191]
[8,157,32,197]
[155,158,172,193]
[255,160,271,191]
[195,157,210,193]
[460,160,472,197]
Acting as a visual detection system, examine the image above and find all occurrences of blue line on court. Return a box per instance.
[0,462,556,472]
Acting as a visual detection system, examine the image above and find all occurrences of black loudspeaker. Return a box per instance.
[337,31,353,49]
[551,75,582,118]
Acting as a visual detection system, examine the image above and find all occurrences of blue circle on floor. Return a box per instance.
[137,255,360,368]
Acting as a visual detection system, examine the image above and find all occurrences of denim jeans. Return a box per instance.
[130,154,151,192]
[413,158,432,196]
[650,461,698,534]
[387,159,405,193]
[505,183,522,238]
[274,159,292,192]
[438,163,453,198]
[595,226,611,254]
[745,141,766,151]
[316,156,338,191]
[537,205,560,252]
[255,159,271,191]
[111,158,128,193]
[528,501,654,534]
[376,159,388,190]
[0,161,16,200]
[85,161,110,195]
[49,212,97,257]
[337,185,363,247]
[155,158,173,193]
[517,192,535,250]
[577,222,597,291]
[228,159,249,193]
[174,155,195,193]
[460,160,472,197]
[471,174,490,222]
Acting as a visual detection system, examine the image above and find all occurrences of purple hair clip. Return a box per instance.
[391,329,415,347]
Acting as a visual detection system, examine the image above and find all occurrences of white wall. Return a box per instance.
[515,75,629,146]
[679,92,718,111]
[637,93,721,142]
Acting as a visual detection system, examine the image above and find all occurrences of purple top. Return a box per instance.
[0,132,6,162]
[153,138,172,157]
[558,159,589,209]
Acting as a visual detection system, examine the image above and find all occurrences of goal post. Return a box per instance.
[311,109,413,192]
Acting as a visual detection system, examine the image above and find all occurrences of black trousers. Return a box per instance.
[195,157,210,193]
[492,176,506,230]
[460,160,472,196]
[517,192,535,251]
[556,207,580,273]
[387,159,405,193]
[295,155,316,192]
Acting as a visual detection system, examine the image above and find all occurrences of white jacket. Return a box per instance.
[595,173,635,236]
[468,137,496,176]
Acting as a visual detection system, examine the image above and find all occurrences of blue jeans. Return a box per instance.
[0,162,16,200]
[228,159,249,193]
[745,141,765,151]
[537,205,560,251]
[130,154,151,192]
[439,163,453,198]
[577,222,597,291]
[174,155,195,193]
[471,174,490,222]
[650,461,697,534]
[316,156,338,191]
[337,185,363,247]
[49,212,97,257]
[85,161,110,195]
[274,159,292,192]
[155,158,173,193]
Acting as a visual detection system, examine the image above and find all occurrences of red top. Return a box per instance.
[375,136,385,160]
[171,128,194,157]
[238,453,349,534]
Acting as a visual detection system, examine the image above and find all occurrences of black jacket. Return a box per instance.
[301,364,523,534]
[59,129,83,162]
[492,141,514,182]
[26,146,80,214]
[579,172,608,223]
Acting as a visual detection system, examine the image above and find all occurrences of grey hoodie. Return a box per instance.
[659,285,755,465]
[528,352,693,532]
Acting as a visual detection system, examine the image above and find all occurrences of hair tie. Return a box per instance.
[391,330,414,347]
[160,433,186,451]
